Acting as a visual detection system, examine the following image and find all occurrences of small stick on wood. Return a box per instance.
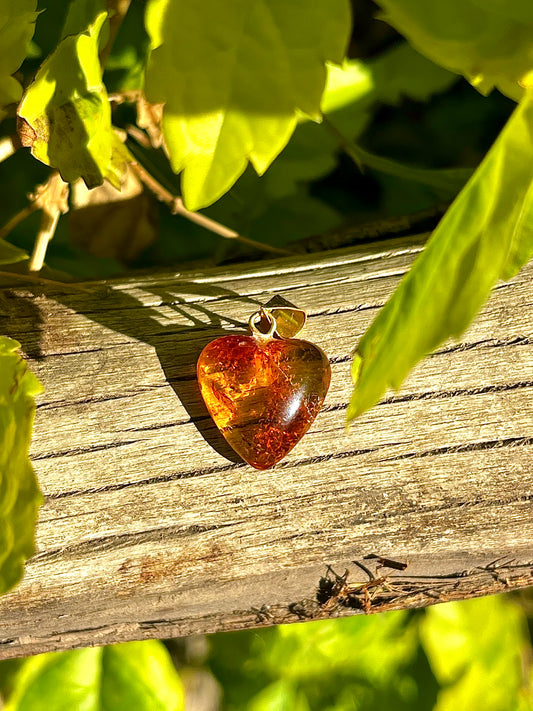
[352,559,376,581]
[364,554,409,571]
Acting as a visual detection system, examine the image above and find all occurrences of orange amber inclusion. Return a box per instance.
[197,335,331,469]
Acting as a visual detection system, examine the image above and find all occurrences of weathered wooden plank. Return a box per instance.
[0,234,531,659]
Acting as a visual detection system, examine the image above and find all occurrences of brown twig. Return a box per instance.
[125,123,152,149]
[129,159,292,257]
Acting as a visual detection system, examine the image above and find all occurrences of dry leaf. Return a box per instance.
[31,173,70,215]
[137,93,164,148]
[68,168,157,261]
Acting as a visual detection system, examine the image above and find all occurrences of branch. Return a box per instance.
[129,159,292,257]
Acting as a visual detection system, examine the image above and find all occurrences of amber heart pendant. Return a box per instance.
[197,301,331,470]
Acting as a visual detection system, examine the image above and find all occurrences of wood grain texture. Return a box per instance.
[0,233,532,659]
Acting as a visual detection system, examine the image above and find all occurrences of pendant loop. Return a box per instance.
[249,308,277,340]
[249,298,307,340]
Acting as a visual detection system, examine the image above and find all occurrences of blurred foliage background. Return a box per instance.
[0,0,515,277]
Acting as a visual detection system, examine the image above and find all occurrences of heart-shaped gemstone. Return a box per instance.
[197,335,331,469]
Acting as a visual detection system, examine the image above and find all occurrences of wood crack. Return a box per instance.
[32,521,237,562]
[33,439,142,461]
[379,436,533,462]
[36,385,169,411]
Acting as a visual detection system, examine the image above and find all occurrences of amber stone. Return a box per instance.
[197,335,331,469]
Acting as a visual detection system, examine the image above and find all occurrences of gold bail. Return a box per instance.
[264,295,307,339]
[249,307,277,339]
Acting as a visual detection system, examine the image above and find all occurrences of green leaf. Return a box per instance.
[248,680,310,711]
[265,42,458,199]
[208,612,420,710]
[0,0,38,123]
[60,0,106,40]
[348,91,533,421]
[420,596,529,711]
[350,144,471,194]
[206,165,343,249]
[5,641,184,711]
[0,336,42,595]
[375,0,533,100]
[322,42,457,116]
[100,641,184,710]
[144,0,351,210]
[17,10,127,189]
[0,239,29,265]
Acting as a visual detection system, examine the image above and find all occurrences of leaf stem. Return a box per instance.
[323,117,366,170]
[129,159,292,257]
[323,116,471,193]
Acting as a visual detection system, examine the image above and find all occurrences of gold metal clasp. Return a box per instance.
[265,295,307,339]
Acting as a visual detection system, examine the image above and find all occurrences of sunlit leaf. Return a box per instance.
[4,641,184,711]
[208,611,422,710]
[376,0,533,100]
[17,10,127,189]
[420,596,530,711]
[144,0,351,210]
[248,680,310,711]
[322,43,457,116]
[348,91,533,420]
[0,336,42,595]
[0,0,38,123]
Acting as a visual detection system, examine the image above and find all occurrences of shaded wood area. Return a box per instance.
[0,233,532,659]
